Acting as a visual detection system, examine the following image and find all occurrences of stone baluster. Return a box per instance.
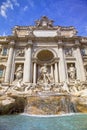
[23,40,32,83]
[5,41,15,83]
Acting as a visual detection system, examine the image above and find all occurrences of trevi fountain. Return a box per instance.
[0,16,87,130]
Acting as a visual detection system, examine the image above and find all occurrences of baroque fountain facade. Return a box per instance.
[0,16,87,115]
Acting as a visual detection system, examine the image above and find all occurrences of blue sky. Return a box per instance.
[0,0,87,36]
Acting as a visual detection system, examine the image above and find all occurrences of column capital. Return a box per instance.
[54,57,59,62]
[26,40,33,48]
[9,40,15,47]
[74,40,81,48]
[32,58,38,63]
[58,40,64,48]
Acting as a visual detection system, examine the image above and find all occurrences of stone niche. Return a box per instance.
[37,50,54,62]
[67,63,76,82]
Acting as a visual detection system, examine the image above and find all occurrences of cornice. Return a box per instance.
[0,36,9,44]
[13,25,78,31]
[0,34,87,47]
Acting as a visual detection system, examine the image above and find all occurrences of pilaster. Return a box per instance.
[23,40,33,83]
[73,40,86,81]
[33,62,37,83]
[58,41,67,82]
[5,41,15,83]
[55,62,58,83]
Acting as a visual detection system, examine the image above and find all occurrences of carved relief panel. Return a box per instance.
[16,49,25,57]
[65,48,73,57]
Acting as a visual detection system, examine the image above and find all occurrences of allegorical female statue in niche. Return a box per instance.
[11,64,24,91]
[68,64,76,80]
[15,65,23,81]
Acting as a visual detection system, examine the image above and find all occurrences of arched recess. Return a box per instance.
[32,48,59,84]
[34,48,57,60]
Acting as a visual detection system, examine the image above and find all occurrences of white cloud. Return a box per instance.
[0,0,20,18]
[12,0,20,7]
[0,0,13,18]
[23,6,28,11]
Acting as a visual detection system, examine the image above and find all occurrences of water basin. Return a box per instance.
[0,113,87,130]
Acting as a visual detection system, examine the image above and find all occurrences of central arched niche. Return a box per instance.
[37,50,54,61]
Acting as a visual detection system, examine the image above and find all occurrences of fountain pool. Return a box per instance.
[0,113,87,130]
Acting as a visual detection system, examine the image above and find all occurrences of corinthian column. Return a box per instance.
[5,41,15,83]
[51,65,54,78]
[73,40,86,81]
[55,62,58,83]
[33,62,37,83]
[23,40,32,83]
[58,41,66,82]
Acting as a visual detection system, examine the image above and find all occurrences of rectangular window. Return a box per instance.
[0,69,3,77]
[3,48,7,56]
[81,49,85,56]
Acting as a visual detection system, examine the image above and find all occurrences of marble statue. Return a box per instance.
[37,64,54,91]
[15,65,23,80]
[62,81,69,93]
[10,65,24,91]
[68,64,76,80]
[37,65,54,84]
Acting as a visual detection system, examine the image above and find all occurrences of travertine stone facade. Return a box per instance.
[0,16,87,85]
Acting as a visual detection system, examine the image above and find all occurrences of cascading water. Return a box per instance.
[24,95,77,115]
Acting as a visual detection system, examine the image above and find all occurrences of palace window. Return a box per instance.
[81,48,85,56]
[0,69,3,78]
[2,48,7,56]
[0,65,5,78]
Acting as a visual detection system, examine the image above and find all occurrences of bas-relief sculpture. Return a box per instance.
[0,16,87,115]
[16,49,25,57]
[65,48,73,57]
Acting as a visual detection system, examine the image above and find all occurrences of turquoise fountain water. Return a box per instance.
[0,114,87,130]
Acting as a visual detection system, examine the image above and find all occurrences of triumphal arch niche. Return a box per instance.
[0,16,87,94]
